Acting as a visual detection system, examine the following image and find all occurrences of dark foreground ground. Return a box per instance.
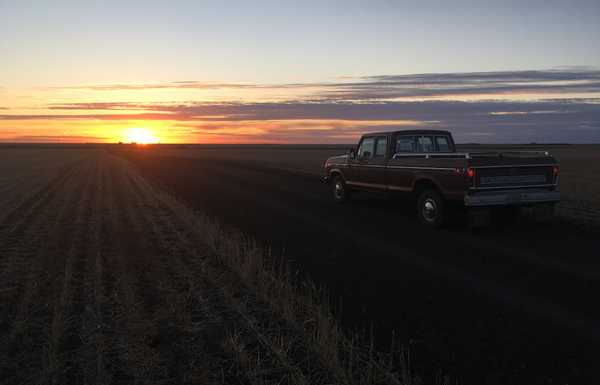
[118,148,600,385]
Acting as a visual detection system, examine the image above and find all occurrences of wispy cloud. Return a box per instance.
[45,69,600,101]
[48,81,311,92]
[3,135,111,143]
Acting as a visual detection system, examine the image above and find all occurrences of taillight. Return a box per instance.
[553,165,560,183]
[466,167,475,186]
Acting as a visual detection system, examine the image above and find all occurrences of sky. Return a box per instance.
[1,0,599,143]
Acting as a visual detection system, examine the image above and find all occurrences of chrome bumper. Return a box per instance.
[465,189,560,207]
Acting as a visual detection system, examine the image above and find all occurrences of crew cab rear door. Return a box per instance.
[386,134,420,192]
[347,135,388,189]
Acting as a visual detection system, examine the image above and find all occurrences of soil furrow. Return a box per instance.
[48,156,101,384]
[0,158,94,383]
[0,157,87,247]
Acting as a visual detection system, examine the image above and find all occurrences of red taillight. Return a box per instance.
[553,165,560,182]
[465,167,475,186]
[467,167,475,179]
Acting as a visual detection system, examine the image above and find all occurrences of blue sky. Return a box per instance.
[2,0,599,85]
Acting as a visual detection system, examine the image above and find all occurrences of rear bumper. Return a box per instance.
[464,189,560,207]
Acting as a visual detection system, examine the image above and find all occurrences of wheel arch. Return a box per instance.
[412,177,443,197]
[328,168,345,182]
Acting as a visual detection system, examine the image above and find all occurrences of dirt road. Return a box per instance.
[121,151,600,385]
[1,151,365,385]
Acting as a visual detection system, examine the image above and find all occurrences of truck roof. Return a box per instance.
[363,129,452,137]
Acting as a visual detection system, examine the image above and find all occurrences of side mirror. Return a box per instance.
[347,148,356,158]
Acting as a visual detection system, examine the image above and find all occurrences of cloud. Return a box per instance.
[3,135,110,143]
[49,81,311,92]
[47,102,147,110]
[322,69,600,100]
[46,69,600,100]
[3,99,600,143]
[4,69,600,143]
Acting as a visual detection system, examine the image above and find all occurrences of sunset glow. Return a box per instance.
[1,1,599,143]
[123,128,159,144]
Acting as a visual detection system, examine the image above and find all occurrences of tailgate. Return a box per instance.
[475,165,554,189]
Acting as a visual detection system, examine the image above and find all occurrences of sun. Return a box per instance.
[123,127,159,144]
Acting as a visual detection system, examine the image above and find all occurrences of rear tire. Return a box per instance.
[331,175,350,203]
[417,189,445,227]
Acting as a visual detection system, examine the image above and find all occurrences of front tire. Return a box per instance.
[417,189,445,227]
[331,175,350,203]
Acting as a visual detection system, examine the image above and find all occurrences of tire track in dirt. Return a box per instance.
[80,155,114,385]
[47,156,102,384]
[90,154,175,384]
[80,154,131,384]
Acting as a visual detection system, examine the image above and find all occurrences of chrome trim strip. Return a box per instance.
[350,164,387,168]
[387,185,412,191]
[346,181,387,189]
[346,163,455,171]
[464,190,560,207]
[387,165,456,171]
[471,164,556,169]
[469,183,557,191]
[392,152,471,159]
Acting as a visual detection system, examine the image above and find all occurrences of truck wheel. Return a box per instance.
[417,189,445,227]
[331,175,350,203]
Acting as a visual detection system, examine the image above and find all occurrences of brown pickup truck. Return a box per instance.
[323,130,560,227]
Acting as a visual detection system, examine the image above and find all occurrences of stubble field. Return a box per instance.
[0,148,401,385]
[2,144,599,385]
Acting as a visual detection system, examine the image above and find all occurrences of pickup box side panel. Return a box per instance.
[386,157,468,201]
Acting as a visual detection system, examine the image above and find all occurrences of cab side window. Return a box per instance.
[417,136,435,153]
[396,136,416,153]
[374,136,387,157]
[357,137,375,158]
[435,136,452,152]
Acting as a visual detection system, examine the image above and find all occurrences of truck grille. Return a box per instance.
[475,166,553,188]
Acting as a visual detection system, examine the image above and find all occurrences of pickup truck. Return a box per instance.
[323,130,560,227]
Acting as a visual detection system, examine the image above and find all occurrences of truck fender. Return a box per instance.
[411,176,442,195]
[328,168,345,181]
